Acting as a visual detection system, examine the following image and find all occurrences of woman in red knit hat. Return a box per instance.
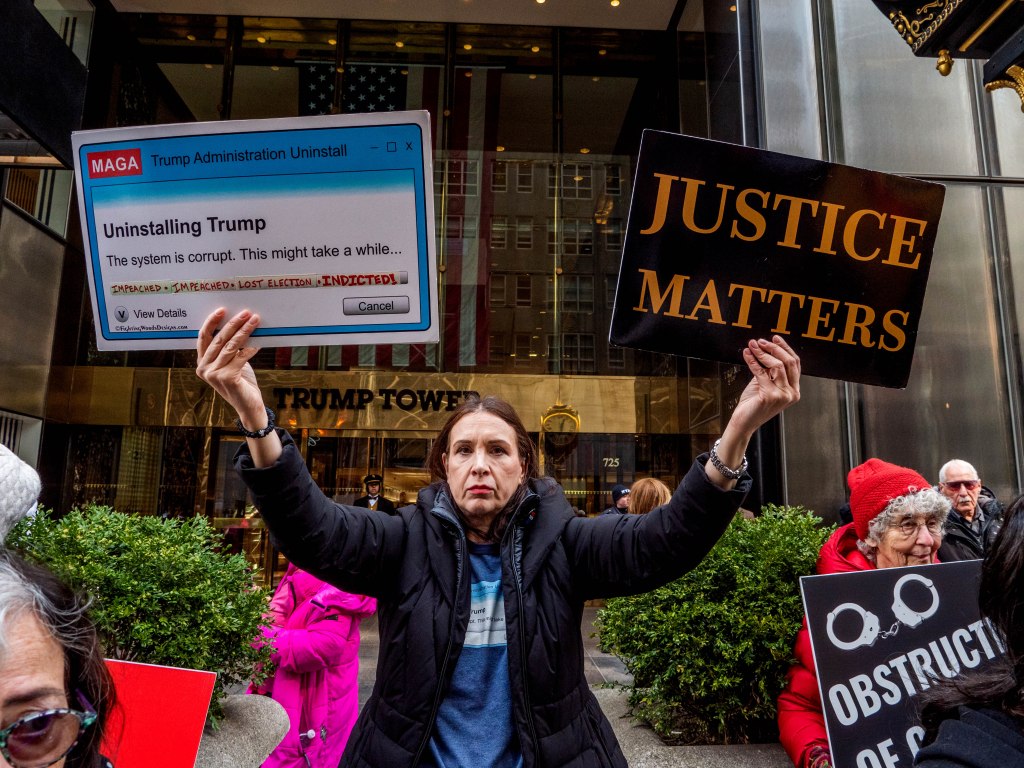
[776,458,951,768]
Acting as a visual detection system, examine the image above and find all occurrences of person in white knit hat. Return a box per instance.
[0,444,118,768]
[0,443,41,545]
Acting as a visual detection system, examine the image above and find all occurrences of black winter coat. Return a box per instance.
[237,431,749,768]
[938,505,1001,562]
[916,706,1024,767]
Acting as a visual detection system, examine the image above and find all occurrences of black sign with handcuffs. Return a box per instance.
[825,573,940,651]
[801,561,1002,768]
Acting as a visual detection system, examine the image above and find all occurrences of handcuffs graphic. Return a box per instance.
[825,573,939,651]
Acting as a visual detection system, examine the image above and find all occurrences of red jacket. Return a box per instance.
[778,523,944,767]
[777,523,875,768]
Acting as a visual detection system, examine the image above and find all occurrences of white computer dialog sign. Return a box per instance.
[71,111,438,350]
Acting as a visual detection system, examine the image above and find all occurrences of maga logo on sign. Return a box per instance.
[88,149,143,178]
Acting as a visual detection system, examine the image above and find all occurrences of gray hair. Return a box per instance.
[0,554,94,667]
[938,459,979,484]
[0,552,112,767]
[857,487,951,564]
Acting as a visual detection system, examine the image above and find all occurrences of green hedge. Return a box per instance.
[8,505,272,723]
[598,504,832,744]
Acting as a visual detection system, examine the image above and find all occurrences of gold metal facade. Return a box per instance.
[45,364,733,533]
[49,366,723,437]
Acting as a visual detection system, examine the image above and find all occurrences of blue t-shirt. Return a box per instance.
[427,542,523,768]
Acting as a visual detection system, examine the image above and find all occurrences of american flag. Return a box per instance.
[298,62,413,116]
[286,63,499,373]
[298,62,337,116]
[440,68,502,372]
[343,64,409,113]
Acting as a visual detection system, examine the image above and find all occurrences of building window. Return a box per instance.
[446,214,463,238]
[490,216,509,250]
[513,333,532,366]
[491,160,509,192]
[548,163,593,199]
[433,163,445,195]
[565,333,596,374]
[606,275,618,308]
[561,274,595,313]
[605,163,622,196]
[436,158,479,197]
[549,218,594,257]
[490,273,507,306]
[604,220,623,253]
[566,219,594,257]
[446,215,478,241]
[515,274,532,306]
[489,334,507,360]
[548,333,596,374]
[516,162,534,193]
[608,345,625,370]
[516,217,534,250]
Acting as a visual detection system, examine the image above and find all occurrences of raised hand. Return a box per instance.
[731,335,801,438]
[196,308,264,419]
[706,335,801,488]
[196,308,282,466]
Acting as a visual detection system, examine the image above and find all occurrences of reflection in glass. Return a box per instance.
[233,65,298,118]
[159,63,224,121]
[831,3,978,175]
[856,186,1014,502]
[3,169,73,237]
[34,0,95,66]
[991,89,1024,178]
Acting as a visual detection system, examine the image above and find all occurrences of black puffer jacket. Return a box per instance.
[238,431,749,768]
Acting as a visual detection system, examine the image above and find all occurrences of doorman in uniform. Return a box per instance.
[354,474,396,514]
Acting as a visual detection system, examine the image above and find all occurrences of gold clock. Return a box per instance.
[541,405,580,448]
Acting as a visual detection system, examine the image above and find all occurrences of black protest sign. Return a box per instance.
[609,131,946,388]
[801,561,1004,768]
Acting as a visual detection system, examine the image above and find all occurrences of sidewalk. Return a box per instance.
[357,606,790,767]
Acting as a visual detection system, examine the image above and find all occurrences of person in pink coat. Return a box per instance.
[253,562,376,768]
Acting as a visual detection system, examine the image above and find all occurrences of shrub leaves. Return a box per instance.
[597,505,832,744]
[8,505,272,723]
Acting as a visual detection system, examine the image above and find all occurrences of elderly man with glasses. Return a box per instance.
[936,459,1002,561]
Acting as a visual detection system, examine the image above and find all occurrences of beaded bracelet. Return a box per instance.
[235,407,276,439]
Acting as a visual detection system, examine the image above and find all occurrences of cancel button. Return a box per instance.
[343,296,410,315]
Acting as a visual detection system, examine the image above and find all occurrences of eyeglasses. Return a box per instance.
[942,479,980,492]
[893,518,944,538]
[0,691,97,768]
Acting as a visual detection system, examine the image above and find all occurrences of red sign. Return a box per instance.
[87,149,143,178]
[101,659,216,767]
